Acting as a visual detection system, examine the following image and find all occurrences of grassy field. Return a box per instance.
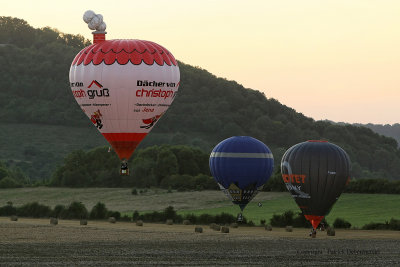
[0,187,399,228]
[180,193,400,227]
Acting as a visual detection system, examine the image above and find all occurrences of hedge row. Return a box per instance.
[0,201,120,220]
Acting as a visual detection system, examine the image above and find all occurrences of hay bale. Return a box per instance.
[221,226,229,233]
[195,226,203,233]
[265,224,272,231]
[166,219,173,225]
[108,217,116,223]
[230,223,238,228]
[285,226,293,232]
[183,219,191,225]
[50,217,58,225]
[214,225,221,231]
[210,223,221,231]
[80,219,87,225]
[10,215,18,221]
[136,220,143,226]
[327,227,336,236]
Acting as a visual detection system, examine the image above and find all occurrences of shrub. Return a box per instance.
[16,202,52,218]
[131,188,138,195]
[362,218,400,230]
[107,211,121,220]
[0,203,17,216]
[52,204,66,218]
[247,220,255,226]
[388,218,400,230]
[132,210,140,221]
[270,211,294,227]
[62,202,88,219]
[164,206,177,219]
[0,177,22,188]
[90,202,108,219]
[333,218,351,229]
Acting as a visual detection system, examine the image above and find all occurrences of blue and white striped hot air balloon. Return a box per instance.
[209,136,274,213]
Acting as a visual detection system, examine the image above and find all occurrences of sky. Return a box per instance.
[2,0,399,124]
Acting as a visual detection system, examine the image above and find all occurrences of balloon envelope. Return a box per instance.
[69,39,180,160]
[209,136,274,211]
[281,140,351,229]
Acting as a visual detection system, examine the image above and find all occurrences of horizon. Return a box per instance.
[2,0,399,125]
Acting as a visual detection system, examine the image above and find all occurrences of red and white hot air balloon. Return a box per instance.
[69,11,180,174]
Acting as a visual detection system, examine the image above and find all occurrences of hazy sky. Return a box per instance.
[2,0,399,124]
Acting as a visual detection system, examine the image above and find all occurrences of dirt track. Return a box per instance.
[0,218,399,266]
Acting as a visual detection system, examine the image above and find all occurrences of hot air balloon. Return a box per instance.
[69,11,180,175]
[281,140,351,234]
[209,136,274,220]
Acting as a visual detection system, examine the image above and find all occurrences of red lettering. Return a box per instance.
[282,174,307,184]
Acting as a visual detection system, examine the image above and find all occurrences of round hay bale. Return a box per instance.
[210,223,221,231]
[166,219,173,225]
[265,224,272,231]
[221,226,229,233]
[108,217,116,223]
[136,220,143,226]
[327,227,336,236]
[230,223,238,228]
[80,219,88,225]
[10,215,18,221]
[183,219,191,225]
[285,226,293,232]
[195,226,203,233]
[50,217,58,225]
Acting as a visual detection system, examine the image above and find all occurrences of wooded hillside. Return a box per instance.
[1,16,399,181]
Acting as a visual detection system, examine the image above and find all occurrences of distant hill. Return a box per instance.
[1,16,400,181]
[359,124,400,147]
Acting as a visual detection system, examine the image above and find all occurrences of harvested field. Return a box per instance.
[0,217,399,266]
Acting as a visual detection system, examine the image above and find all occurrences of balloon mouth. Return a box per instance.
[307,140,328,143]
[102,133,147,160]
[304,215,324,229]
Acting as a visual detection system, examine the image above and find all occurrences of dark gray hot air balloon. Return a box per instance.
[281,140,351,230]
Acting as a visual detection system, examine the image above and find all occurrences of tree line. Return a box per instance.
[49,145,216,189]
[1,144,399,194]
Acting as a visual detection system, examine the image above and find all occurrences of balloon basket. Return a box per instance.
[120,168,130,176]
[236,213,243,222]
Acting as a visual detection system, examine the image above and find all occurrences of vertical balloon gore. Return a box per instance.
[304,215,324,230]
[102,133,147,160]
